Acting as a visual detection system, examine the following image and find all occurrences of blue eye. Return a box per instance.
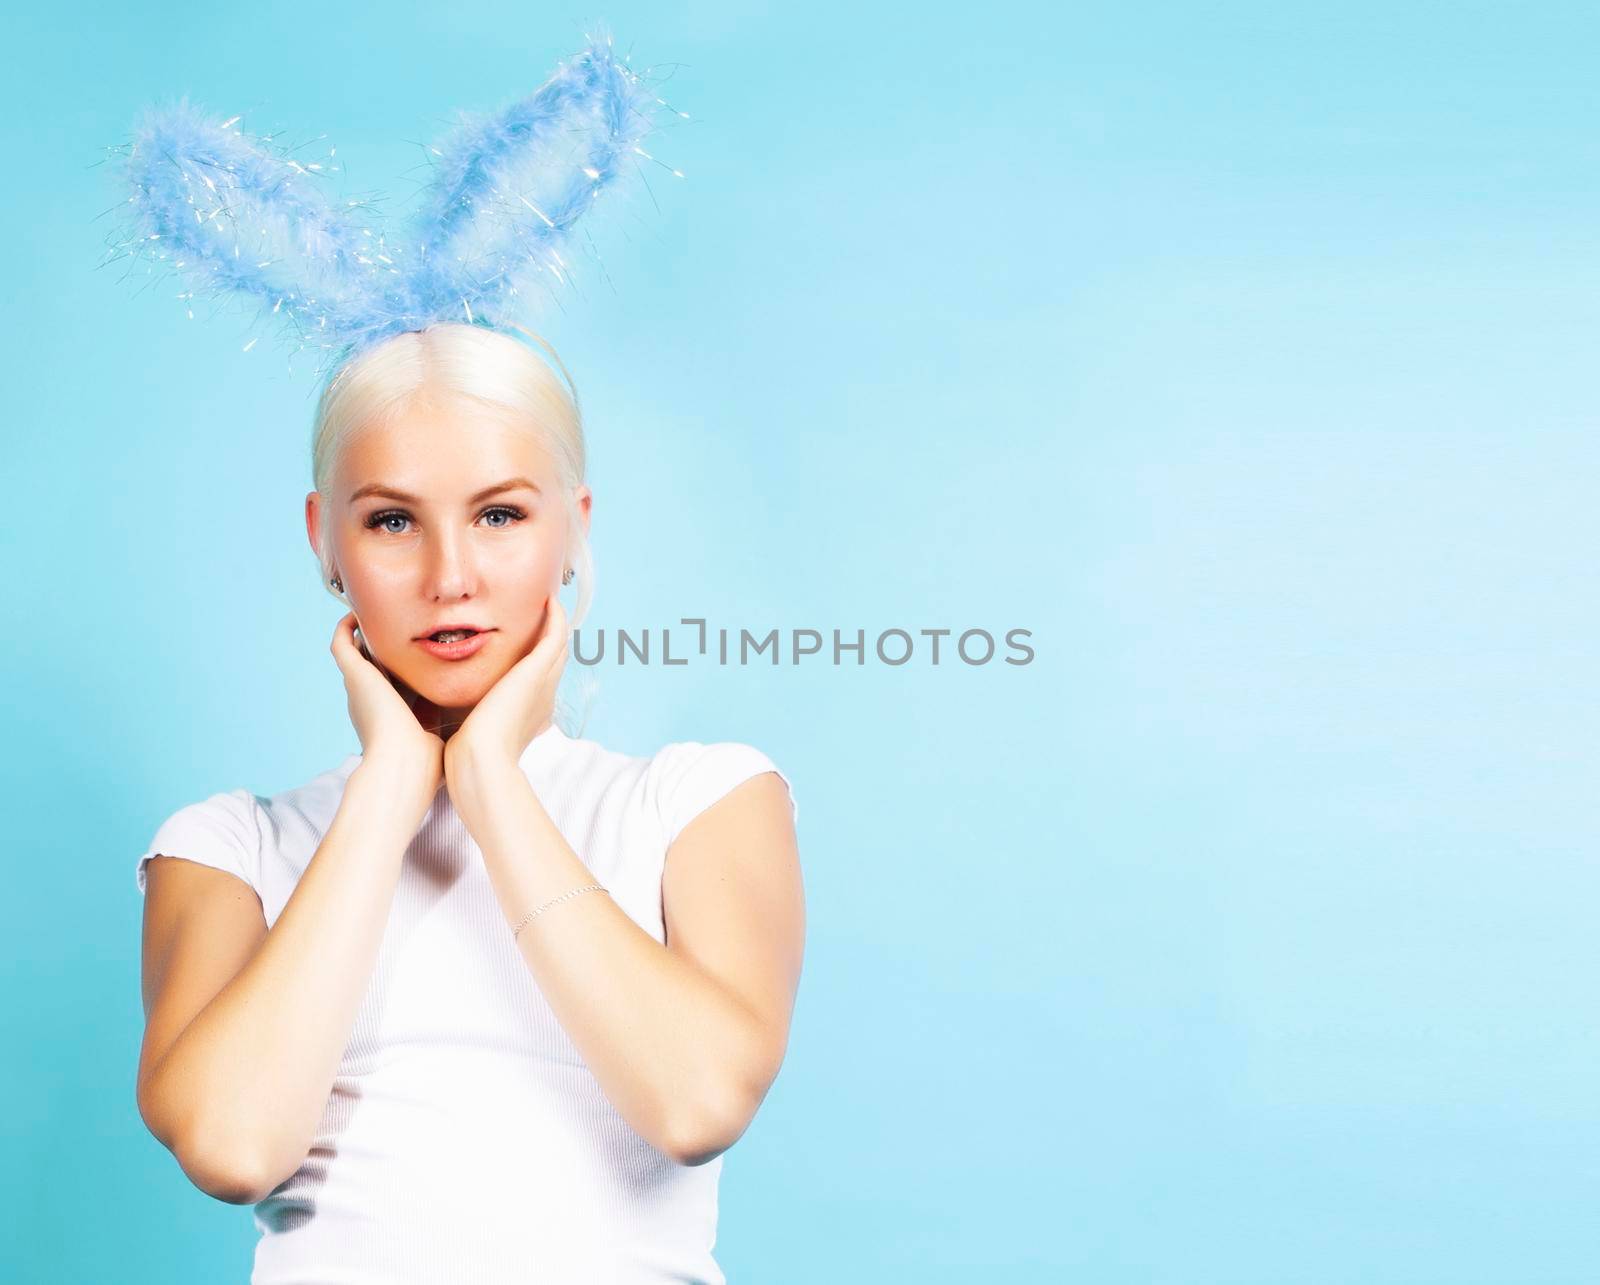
[363,505,528,534]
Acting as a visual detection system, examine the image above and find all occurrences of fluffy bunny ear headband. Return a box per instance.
[97,26,683,381]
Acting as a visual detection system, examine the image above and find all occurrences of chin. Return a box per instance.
[411,671,493,708]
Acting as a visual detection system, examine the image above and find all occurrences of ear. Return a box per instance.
[575,485,593,540]
[305,491,325,564]
[404,29,674,324]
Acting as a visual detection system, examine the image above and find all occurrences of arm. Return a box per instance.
[137,759,431,1202]
[447,746,804,1166]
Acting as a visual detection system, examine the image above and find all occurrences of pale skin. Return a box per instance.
[136,393,804,1200]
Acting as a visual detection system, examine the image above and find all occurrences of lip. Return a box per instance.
[416,629,494,661]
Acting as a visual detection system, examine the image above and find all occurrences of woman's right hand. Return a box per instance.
[330,612,445,805]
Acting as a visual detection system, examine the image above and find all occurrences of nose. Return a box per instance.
[424,528,480,600]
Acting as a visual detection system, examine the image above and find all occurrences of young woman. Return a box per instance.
[134,321,804,1283]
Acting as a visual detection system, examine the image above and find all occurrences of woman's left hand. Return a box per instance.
[446,595,570,775]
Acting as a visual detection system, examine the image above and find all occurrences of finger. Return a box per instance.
[540,595,568,649]
[330,612,359,665]
[545,608,572,678]
[331,614,382,676]
[532,611,568,671]
[363,633,393,677]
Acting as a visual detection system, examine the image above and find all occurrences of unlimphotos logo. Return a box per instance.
[570,619,1036,667]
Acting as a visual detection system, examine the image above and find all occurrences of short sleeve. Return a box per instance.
[135,787,263,896]
[654,741,800,847]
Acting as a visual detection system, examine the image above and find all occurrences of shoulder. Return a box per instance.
[137,787,265,895]
[646,739,799,847]
[254,754,361,829]
[136,754,354,897]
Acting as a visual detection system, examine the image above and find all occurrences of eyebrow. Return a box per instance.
[348,477,543,506]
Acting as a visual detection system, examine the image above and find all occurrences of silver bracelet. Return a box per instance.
[512,883,609,939]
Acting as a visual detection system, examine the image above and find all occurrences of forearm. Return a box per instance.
[448,746,765,1164]
[147,760,427,1198]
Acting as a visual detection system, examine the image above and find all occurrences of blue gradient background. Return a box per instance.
[5,2,1595,1281]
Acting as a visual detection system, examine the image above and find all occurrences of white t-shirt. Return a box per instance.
[136,722,797,1284]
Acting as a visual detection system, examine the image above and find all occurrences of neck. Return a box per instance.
[395,680,473,743]
[420,701,471,742]
[409,692,553,747]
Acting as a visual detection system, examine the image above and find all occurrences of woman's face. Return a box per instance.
[306,395,590,733]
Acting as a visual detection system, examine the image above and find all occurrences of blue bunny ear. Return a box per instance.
[102,96,405,366]
[404,27,680,324]
[100,30,682,375]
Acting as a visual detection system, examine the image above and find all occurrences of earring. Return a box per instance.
[331,575,344,593]
[562,568,574,585]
